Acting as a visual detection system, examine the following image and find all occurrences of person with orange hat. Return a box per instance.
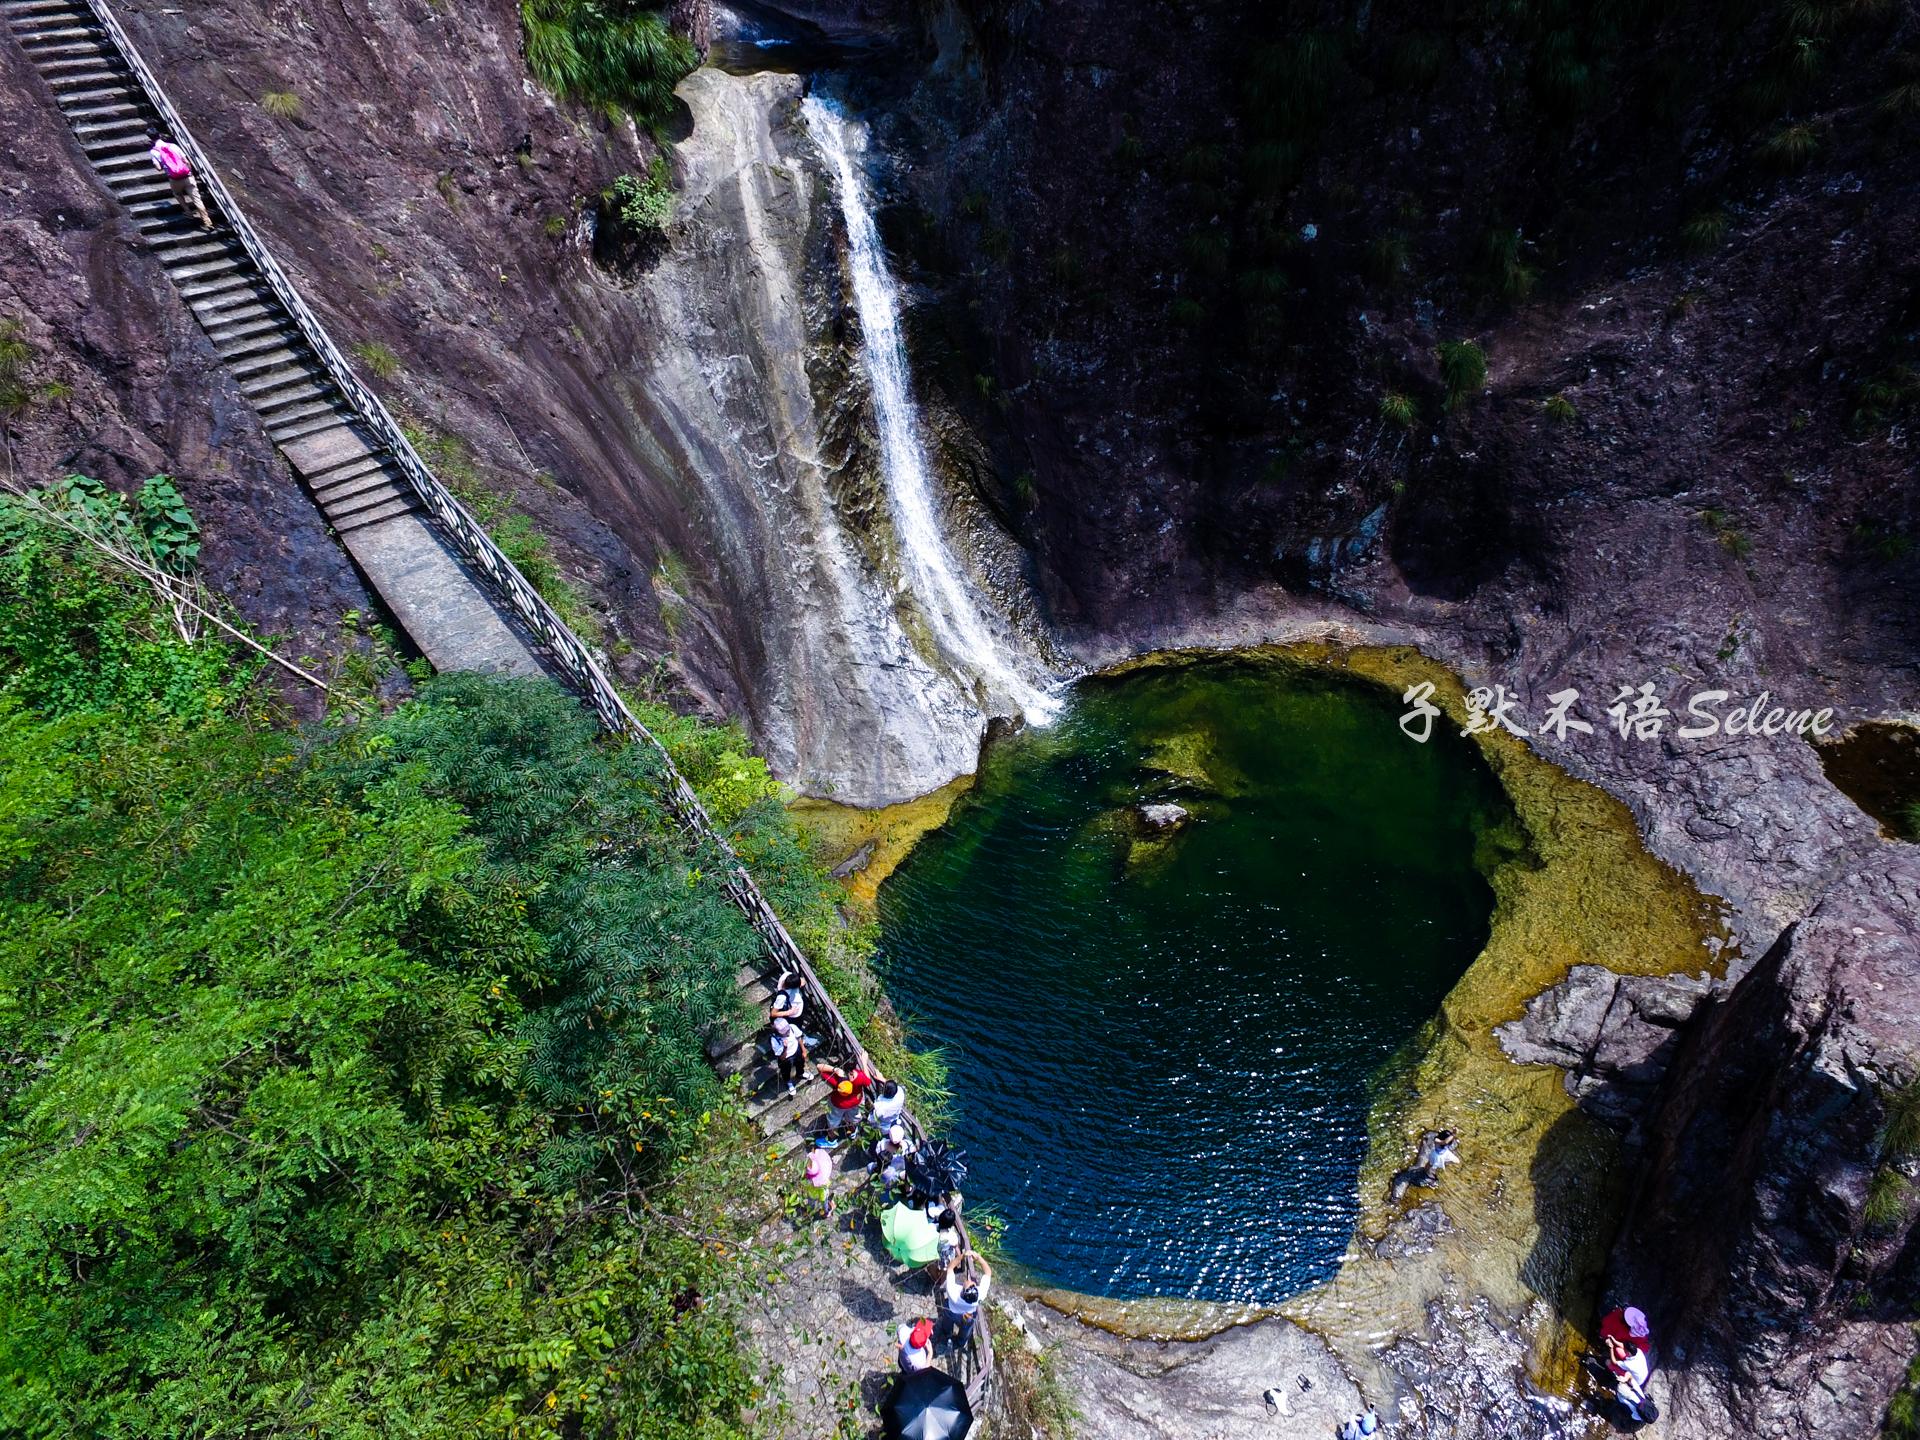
[895,1317,935,1372]
[817,1061,873,1136]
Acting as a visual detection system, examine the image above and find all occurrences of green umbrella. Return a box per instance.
[881,1202,941,1264]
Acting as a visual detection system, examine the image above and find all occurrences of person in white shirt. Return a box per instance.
[868,1078,906,1129]
[936,1253,992,1353]
[769,1018,806,1095]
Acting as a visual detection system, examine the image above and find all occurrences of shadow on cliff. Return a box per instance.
[1521,1105,1628,1328]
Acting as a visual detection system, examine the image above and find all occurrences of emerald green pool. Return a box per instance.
[877,656,1517,1303]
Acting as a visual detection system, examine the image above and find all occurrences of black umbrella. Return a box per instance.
[905,1138,969,1198]
[882,1366,973,1440]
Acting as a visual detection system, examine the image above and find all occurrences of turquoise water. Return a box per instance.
[877,658,1514,1303]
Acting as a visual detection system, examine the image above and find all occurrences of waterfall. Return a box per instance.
[803,94,1060,726]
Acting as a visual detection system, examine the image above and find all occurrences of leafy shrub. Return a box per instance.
[1168,296,1209,328]
[0,475,234,719]
[1367,230,1412,286]
[1386,32,1447,91]
[602,157,676,237]
[259,89,301,119]
[1543,393,1577,423]
[521,0,696,129]
[1437,339,1488,409]
[1379,391,1417,428]
[1682,208,1730,254]
[1853,364,1920,430]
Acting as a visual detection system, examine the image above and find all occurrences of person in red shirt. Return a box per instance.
[1598,1305,1656,1423]
[817,1062,873,1136]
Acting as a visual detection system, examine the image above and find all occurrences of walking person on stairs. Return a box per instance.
[146,127,211,229]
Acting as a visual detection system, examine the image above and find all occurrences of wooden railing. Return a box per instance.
[80,0,992,1403]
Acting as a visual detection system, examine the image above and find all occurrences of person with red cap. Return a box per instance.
[817,1061,873,1136]
[896,1318,935,1372]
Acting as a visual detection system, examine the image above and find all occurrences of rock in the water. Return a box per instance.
[1139,801,1190,831]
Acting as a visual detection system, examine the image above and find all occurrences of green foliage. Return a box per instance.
[352,338,402,381]
[521,0,696,130]
[1700,506,1753,559]
[259,89,301,119]
[0,316,65,477]
[1367,229,1412,286]
[1386,32,1448,91]
[0,475,234,720]
[1759,121,1823,171]
[1436,339,1488,409]
[1168,296,1208,328]
[0,687,767,1438]
[1854,364,1920,430]
[1379,391,1417,428]
[602,157,676,238]
[1543,393,1577,423]
[1889,1341,1920,1440]
[1477,226,1539,300]
[1682,208,1730,254]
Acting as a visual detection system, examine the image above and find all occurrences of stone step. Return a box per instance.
[316,470,405,512]
[166,255,243,285]
[332,495,417,534]
[310,454,390,494]
[253,390,335,424]
[753,1077,832,1138]
[238,361,321,397]
[225,344,302,378]
[268,408,354,445]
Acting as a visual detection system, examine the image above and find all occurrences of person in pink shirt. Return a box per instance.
[146,127,211,229]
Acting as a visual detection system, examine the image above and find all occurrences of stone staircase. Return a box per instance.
[713,963,847,1161]
[5,0,541,678]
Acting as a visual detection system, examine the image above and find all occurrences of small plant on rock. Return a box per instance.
[1543,393,1577,423]
[260,90,302,120]
[351,340,401,382]
[1759,121,1823,172]
[1379,391,1417,428]
[1681,208,1729,254]
[1436,339,1488,410]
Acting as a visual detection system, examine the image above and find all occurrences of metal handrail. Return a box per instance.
[80,0,993,1399]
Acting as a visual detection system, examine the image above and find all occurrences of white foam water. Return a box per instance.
[804,93,1060,725]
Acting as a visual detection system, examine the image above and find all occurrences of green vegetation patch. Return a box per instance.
[0,477,897,1437]
[521,0,696,130]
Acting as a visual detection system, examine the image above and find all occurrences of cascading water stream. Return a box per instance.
[803,94,1060,725]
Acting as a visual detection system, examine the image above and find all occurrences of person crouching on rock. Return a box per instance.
[896,1317,935,1373]
[1388,1126,1459,1201]
[1599,1305,1658,1424]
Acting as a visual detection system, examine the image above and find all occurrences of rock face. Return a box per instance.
[1604,846,1920,1440]
[1498,966,1715,1130]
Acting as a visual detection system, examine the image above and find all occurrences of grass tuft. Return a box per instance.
[1437,339,1488,409]
[1379,391,1417,428]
